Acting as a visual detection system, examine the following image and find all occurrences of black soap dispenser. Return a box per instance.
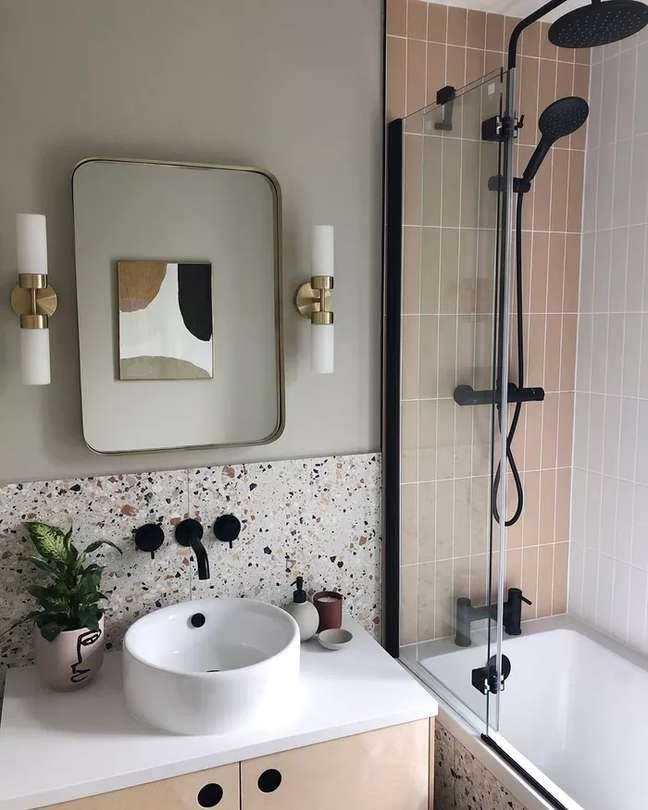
[285,577,319,642]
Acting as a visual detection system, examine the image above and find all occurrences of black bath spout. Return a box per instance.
[175,518,210,580]
[455,588,532,647]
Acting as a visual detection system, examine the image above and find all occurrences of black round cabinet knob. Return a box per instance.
[213,514,241,549]
[197,783,223,807]
[133,523,164,559]
[258,768,282,793]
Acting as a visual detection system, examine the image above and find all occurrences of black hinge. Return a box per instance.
[472,654,512,695]
[435,85,456,131]
[482,114,524,142]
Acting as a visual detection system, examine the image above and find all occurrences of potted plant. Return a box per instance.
[19,521,121,691]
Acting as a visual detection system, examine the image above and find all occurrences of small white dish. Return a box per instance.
[318,628,353,650]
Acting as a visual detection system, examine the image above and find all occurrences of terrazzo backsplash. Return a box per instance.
[0,453,382,694]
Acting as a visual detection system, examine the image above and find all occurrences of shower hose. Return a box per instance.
[492,190,525,527]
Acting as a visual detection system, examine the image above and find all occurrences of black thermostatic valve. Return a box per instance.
[454,382,545,407]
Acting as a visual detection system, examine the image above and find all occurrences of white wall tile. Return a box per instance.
[626,226,646,312]
[610,560,630,639]
[602,396,621,478]
[612,151,632,228]
[609,230,628,312]
[588,393,605,473]
[593,231,612,312]
[596,144,616,230]
[622,313,642,396]
[619,397,638,480]
[555,34,648,653]
[590,316,608,393]
[615,479,634,562]
[629,567,648,649]
[583,151,599,235]
[632,486,648,569]
[599,476,617,556]
[576,315,593,390]
[595,553,613,629]
[629,134,648,226]
[618,50,637,137]
[634,45,648,135]
[600,56,619,146]
[568,541,584,615]
[606,316,624,395]
[585,471,603,550]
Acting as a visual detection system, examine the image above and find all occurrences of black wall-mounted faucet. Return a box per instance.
[175,518,210,580]
[455,588,532,647]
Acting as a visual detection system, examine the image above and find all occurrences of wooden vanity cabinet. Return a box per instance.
[241,719,431,810]
[45,719,434,810]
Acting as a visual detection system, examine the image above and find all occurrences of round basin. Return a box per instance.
[123,598,300,735]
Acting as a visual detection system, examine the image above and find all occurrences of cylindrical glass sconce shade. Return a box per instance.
[16,213,48,275]
[311,322,334,374]
[20,327,51,385]
[312,225,334,277]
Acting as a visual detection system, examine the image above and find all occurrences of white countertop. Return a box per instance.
[0,620,437,809]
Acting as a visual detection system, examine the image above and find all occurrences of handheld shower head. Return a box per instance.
[549,0,648,48]
[522,96,589,184]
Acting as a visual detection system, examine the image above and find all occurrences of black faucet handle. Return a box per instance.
[213,514,241,549]
[507,586,532,606]
[175,518,204,547]
[134,523,165,559]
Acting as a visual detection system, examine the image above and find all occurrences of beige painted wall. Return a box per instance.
[0,0,383,482]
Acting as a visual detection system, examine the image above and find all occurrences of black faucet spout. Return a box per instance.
[175,518,210,581]
[190,538,210,580]
[455,588,532,646]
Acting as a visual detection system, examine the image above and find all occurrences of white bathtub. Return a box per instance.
[404,616,648,810]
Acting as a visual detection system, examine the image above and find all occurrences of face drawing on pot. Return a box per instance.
[70,627,102,684]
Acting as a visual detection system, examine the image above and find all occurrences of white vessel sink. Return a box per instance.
[123,598,300,735]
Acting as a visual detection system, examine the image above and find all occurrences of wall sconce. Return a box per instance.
[10,214,57,385]
[295,225,334,374]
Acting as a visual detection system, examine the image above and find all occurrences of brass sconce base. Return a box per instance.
[10,274,58,329]
[295,276,334,325]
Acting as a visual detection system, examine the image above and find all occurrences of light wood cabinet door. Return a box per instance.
[44,762,239,809]
[241,719,430,810]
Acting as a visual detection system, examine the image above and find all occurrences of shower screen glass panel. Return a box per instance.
[397,69,510,730]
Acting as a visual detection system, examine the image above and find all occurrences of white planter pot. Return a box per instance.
[33,614,105,691]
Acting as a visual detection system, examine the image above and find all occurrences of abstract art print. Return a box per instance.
[117,260,213,380]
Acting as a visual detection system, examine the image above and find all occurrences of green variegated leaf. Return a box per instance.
[84,539,122,556]
[21,555,59,575]
[25,522,69,562]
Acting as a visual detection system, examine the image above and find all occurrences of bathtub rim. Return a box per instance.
[396,613,643,810]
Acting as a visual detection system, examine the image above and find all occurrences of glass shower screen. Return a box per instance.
[391,68,513,731]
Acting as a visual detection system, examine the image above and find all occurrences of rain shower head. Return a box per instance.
[548,0,648,48]
[522,96,589,184]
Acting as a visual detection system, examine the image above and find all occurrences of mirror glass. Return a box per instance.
[73,159,283,454]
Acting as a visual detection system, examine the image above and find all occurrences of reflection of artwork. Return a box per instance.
[117,261,213,380]
[70,627,102,684]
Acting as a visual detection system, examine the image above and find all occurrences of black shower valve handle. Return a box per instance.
[213,514,242,549]
[133,523,165,560]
